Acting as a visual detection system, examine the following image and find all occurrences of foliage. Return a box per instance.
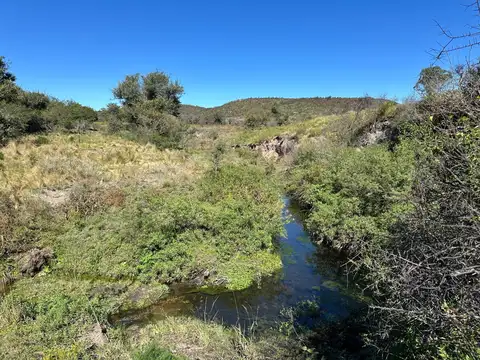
[113,73,143,106]
[364,64,480,359]
[133,343,181,360]
[0,57,98,144]
[43,100,97,131]
[180,97,385,125]
[0,56,15,83]
[48,165,282,287]
[414,66,453,97]
[113,71,184,116]
[245,112,268,128]
[289,142,414,261]
[288,63,480,359]
[104,71,187,148]
[0,102,29,144]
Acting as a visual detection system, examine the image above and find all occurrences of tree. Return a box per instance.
[142,72,170,100]
[414,66,452,97]
[112,74,143,106]
[434,2,480,59]
[0,56,15,84]
[113,72,184,116]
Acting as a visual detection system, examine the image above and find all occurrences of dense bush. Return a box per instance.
[289,142,414,266]
[133,343,180,360]
[0,57,98,144]
[52,165,283,288]
[289,64,480,358]
[101,71,187,149]
[113,71,184,116]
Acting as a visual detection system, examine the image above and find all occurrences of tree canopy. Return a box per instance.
[113,71,184,116]
[414,66,452,97]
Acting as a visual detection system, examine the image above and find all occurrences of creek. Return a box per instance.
[115,198,366,330]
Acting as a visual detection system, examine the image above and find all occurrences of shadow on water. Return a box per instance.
[114,198,367,330]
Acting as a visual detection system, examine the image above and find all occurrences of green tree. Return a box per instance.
[0,56,16,84]
[113,72,184,115]
[113,74,143,106]
[142,72,170,100]
[43,100,97,131]
[414,66,452,97]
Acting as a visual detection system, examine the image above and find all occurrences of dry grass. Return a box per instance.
[0,133,210,199]
[135,317,265,360]
[233,114,341,144]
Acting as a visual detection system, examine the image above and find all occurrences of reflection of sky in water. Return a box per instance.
[118,198,365,328]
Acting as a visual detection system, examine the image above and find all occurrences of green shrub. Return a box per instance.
[51,165,283,287]
[133,343,180,360]
[0,81,21,103]
[0,101,29,144]
[290,144,414,257]
[33,135,49,146]
[21,91,50,110]
[43,100,97,132]
[245,113,268,128]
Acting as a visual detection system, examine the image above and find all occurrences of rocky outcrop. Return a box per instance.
[18,248,53,276]
[357,120,398,147]
[235,135,298,159]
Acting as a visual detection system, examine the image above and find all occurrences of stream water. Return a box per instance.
[116,198,365,329]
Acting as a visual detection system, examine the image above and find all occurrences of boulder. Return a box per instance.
[18,248,53,276]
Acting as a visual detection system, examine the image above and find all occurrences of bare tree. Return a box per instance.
[434,1,480,59]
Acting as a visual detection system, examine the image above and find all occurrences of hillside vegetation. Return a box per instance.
[180,97,384,125]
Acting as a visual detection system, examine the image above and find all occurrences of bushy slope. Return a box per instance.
[180,97,385,124]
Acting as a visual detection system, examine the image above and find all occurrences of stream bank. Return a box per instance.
[114,198,367,332]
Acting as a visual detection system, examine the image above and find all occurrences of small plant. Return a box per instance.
[212,141,226,172]
[133,343,179,360]
[245,114,268,128]
[213,112,224,124]
[33,135,49,146]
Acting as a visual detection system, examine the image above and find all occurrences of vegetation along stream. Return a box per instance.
[114,198,367,331]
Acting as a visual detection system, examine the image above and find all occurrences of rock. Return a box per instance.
[18,248,53,276]
[85,323,108,348]
[235,135,298,159]
[38,188,70,207]
[357,120,394,146]
[191,269,212,286]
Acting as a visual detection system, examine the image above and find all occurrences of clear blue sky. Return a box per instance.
[2,0,478,109]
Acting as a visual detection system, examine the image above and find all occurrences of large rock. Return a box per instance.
[18,248,53,276]
[357,120,396,146]
[244,135,298,159]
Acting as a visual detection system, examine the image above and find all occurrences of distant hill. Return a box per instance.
[180,97,385,125]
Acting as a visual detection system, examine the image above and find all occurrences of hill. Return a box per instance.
[180,97,385,124]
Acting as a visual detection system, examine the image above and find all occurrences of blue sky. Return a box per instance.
[2,0,478,109]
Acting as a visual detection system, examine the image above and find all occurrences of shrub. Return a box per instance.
[245,113,268,128]
[113,71,184,116]
[33,135,49,146]
[0,102,29,144]
[364,72,480,358]
[133,343,179,360]
[53,165,283,287]
[21,91,50,110]
[66,183,125,217]
[290,144,414,258]
[0,81,21,103]
[43,100,97,132]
